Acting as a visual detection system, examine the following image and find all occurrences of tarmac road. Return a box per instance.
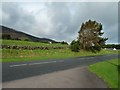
[2,54,118,82]
[3,66,109,88]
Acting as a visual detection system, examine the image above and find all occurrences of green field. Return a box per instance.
[1,39,68,47]
[2,48,118,62]
[1,39,119,62]
[89,58,119,88]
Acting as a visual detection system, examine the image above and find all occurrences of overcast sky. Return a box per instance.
[1,2,118,44]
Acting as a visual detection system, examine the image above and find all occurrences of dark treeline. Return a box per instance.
[102,44,120,49]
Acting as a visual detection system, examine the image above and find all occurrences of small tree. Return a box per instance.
[70,40,80,52]
[78,20,108,51]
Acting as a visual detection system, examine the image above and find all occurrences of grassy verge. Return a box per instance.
[89,58,119,88]
[2,48,118,62]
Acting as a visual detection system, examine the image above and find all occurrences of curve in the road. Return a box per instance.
[2,54,119,82]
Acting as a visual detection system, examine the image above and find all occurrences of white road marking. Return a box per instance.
[10,64,27,67]
[9,61,61,67]
[29,62,50,65]
[29,61,58,66]
[9,57,96,68]
[28,62,43,65]
[79,57,95,59]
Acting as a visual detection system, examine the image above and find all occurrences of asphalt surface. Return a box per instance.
[2,54,118,82]
[3,66,108,88]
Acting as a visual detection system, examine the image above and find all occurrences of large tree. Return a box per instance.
[78,20,108,51]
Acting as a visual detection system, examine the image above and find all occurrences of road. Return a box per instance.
[2,54,118,82]
[3,66,108,88]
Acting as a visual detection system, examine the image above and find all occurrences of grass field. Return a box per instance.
[1,39,68,47]
[2,48,118,62]
[1,39,119,62]
[89,58,119,88]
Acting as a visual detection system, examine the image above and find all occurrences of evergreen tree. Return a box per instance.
[78,20,108,51]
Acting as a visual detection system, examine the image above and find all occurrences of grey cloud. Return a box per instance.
[2,2,36,34]
[42,3,83,41]
[2,2,118,43]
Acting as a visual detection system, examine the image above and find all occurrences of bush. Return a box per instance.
[61,41,68,45]
[70,40,80,52]
[90,45,101,53]
[24,39,29,41]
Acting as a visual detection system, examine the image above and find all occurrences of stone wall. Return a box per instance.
[1,45,68,50]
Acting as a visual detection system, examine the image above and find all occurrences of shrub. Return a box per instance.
[24,39,29,41]
[90,45,101,53]
[61,41,68,45]
[70,40,80,52]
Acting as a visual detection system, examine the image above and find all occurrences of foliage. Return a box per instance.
[102,44,120,49]
[24,39,29,41]
[61,41,68,45]
[90,45,101,53]
[70,40,80,52]
[78,20,108,51]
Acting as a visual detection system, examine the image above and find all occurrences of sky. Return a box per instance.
[1,2,119,44]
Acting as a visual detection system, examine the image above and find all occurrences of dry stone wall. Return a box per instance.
[1,45,68,50]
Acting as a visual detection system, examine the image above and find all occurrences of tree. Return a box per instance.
[61,41,68,45]
[70,40,80,52]
[78,20,108,51]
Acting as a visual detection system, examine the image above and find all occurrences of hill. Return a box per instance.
[0,25,57,43]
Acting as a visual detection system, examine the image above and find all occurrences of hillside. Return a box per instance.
[0,25,57,43]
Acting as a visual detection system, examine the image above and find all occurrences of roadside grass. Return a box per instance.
[107,59,119,66]
[2,48,118,62]
[89,58,119,88]
[1,39,67,47]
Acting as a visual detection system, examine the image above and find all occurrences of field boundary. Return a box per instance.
[1,44,68,50]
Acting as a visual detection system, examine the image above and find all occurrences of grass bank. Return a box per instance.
[89,58,119,88]
[1,39,67,47]
[2,48,118,62]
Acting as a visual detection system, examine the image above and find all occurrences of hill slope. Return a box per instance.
[0,25,56,43]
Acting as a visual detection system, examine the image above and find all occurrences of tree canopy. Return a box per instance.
[78,20,108,51]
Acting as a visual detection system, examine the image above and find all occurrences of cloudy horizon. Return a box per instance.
[1,2,118,44]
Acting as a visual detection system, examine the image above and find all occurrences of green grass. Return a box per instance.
[1,39,119,62]
[2,48,118,62]
[1,39,67,47]
[89,58,119,88]
[107,59,119,66]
